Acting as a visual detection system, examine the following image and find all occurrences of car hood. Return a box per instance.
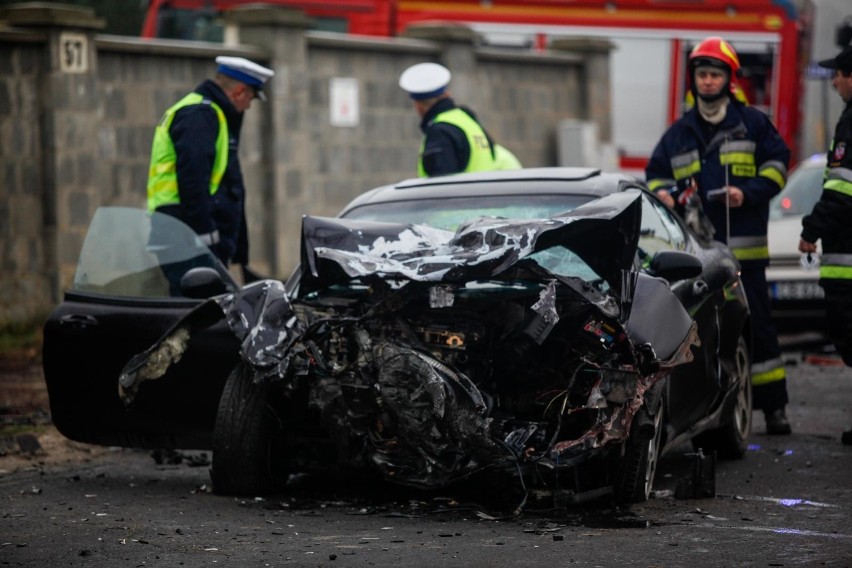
[299,189,642,298]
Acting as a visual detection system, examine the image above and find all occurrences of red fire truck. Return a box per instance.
[142,0,808,170]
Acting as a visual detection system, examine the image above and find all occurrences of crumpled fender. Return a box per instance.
[118,279,303,405]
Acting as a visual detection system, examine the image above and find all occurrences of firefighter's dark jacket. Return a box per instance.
[801,100,852,282]
[646,100,790,266]
[154,79,248,265]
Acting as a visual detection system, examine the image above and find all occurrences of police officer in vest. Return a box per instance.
[398,62,520,177]
[799,45,852,444]
[146,56,273,294]
[645,37,793,434]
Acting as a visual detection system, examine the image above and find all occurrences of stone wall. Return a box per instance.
[0,2,612,328]
[0,32,47,326]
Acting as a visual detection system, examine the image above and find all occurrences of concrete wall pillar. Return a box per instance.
[1,3,104,316]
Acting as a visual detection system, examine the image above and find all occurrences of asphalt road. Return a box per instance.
[1,347,851,567]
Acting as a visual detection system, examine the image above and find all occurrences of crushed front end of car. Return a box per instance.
[118,190,699,502]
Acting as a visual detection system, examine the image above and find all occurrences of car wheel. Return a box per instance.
[615,402,664,504]
[693,334,752,459]
[211,362,288,496]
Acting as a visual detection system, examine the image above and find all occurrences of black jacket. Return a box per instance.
[801,101,852,263]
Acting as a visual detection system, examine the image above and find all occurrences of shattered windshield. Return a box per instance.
[341,193,607,285]
[73,207,235,298]
[344,194,592,231]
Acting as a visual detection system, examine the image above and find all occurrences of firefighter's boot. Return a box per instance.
[764,407,792,435]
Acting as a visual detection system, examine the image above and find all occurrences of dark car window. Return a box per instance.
[73,207,235,298]
[638,194,687,257]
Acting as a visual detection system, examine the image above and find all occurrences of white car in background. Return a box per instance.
[767,154,825,336]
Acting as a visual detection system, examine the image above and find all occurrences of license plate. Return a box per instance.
[770,281,824,300]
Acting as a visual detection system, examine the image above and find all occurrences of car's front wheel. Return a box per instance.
[211,362,289,496]
[693,334,752,459]
[615,401,664,504]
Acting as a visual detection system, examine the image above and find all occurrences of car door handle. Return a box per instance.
[692,280,709,296]
[59,313,99,330]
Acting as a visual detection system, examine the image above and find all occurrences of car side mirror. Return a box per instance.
[648,251,703,282]
[180,267,229,298]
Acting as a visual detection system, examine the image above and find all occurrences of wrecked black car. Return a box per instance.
[43,168,752,504]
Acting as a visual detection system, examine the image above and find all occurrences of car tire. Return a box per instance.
[693,334,752,459]
[211,362,288,496]
[615,401,664,504]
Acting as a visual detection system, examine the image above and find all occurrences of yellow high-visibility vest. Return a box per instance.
[147,93,228,212]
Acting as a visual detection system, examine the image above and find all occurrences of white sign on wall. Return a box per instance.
[330,77,359,127]
[59,32,89,73]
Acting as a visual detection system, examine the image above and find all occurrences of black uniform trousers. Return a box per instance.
[741,262,788,411]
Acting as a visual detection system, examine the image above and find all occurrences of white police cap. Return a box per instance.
[399,62,451,100]
[215,56,274,101]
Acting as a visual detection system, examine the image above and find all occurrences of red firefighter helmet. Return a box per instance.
[688,37,741,76]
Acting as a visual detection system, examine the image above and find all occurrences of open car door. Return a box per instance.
[42,207,240,450]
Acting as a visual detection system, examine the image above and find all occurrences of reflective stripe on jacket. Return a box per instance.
[147,93,228,212]
[418,108,497,177]
[820,253,852,280]
[824,165,852,196]
[751,356,786,386]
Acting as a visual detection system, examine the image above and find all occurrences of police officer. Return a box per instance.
[398,62,520,177]
[646,37,792,435]
[146,56,273,293]
[798,45,852,444]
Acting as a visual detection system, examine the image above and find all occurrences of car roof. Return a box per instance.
[340,167,645,215]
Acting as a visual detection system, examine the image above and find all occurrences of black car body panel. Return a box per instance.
[44,297,239,449]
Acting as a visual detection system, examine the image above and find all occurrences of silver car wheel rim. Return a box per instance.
[733,341,753,439]
[644,407,664,498]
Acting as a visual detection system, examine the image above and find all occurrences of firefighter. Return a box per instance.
[798,44,852,444]
[646,37,792,434]
[146,56,273,294]
[398,62,521,177]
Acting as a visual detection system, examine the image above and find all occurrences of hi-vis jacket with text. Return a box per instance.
[646,101,790,266]
[801,100,852,282]
[418,98,498,177]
